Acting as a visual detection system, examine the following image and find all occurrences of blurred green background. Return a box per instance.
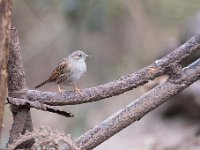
[2,0,200,149]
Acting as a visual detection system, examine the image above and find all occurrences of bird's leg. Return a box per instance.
[73,85,82,95]
[57,85,66,93]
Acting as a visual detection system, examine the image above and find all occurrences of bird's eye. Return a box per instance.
[78,54,82,57]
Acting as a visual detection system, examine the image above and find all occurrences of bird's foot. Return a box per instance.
[59,89,67,93]
[58,85,66,93]
[74,86,82,96]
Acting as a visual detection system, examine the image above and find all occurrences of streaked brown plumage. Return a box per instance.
[35,50,88,93]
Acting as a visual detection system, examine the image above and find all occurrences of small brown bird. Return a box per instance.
[35,50,89,94]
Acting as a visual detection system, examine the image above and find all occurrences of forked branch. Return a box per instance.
[74,58,200,150]
[9,33,200,106]
[7,27,200,149]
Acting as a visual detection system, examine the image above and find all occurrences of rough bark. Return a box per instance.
[74,58,200,150]
[7,28,34,148]
[6,33,200,149]
[0,0,11,142]
[9,33,200,106]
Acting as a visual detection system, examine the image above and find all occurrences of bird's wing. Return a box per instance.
[56,74,68,84]
[48,59,69,82]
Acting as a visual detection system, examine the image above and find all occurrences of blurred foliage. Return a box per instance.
[59,0,126,32]
[142,0,200,26]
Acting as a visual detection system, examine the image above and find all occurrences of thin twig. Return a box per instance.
[7,97,74,118]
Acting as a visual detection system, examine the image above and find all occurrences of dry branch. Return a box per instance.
[6,33,200,149]
[0,0,11,141]
[9,33,200,106]
[7,97,74,117]
[74,58,200,150]
[7,28,34,148]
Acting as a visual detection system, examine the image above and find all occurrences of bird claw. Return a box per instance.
[75,87,82,96]
[58,85,82,95]
[59,89,67,94]
[58,85,66,93]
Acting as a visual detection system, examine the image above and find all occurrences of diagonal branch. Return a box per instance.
[10,33,200,106]
[74,58,200,150]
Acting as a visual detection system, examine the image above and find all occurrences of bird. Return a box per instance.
[35,50,89,94]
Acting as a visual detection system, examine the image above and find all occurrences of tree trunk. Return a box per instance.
[0,0,11,142]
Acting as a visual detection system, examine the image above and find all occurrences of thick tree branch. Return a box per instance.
[0,0,11,141]
[7,28,34,148]
[74,58,200,150]
[5,28,200,149]
[10,33,200,106]
[6,32,200,149]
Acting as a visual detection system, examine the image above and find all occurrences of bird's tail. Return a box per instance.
[35,79,49,89]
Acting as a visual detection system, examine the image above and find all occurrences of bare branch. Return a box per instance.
[7,97,74,118]
[7,28,34,148]
[0,0,11,141]
[5,23,200,149]
[6,32,200,149]
[74,58,200,150]
[7,28,26,92]
[10,33,200,106]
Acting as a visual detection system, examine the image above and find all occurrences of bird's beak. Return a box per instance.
[86,54,91,57]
